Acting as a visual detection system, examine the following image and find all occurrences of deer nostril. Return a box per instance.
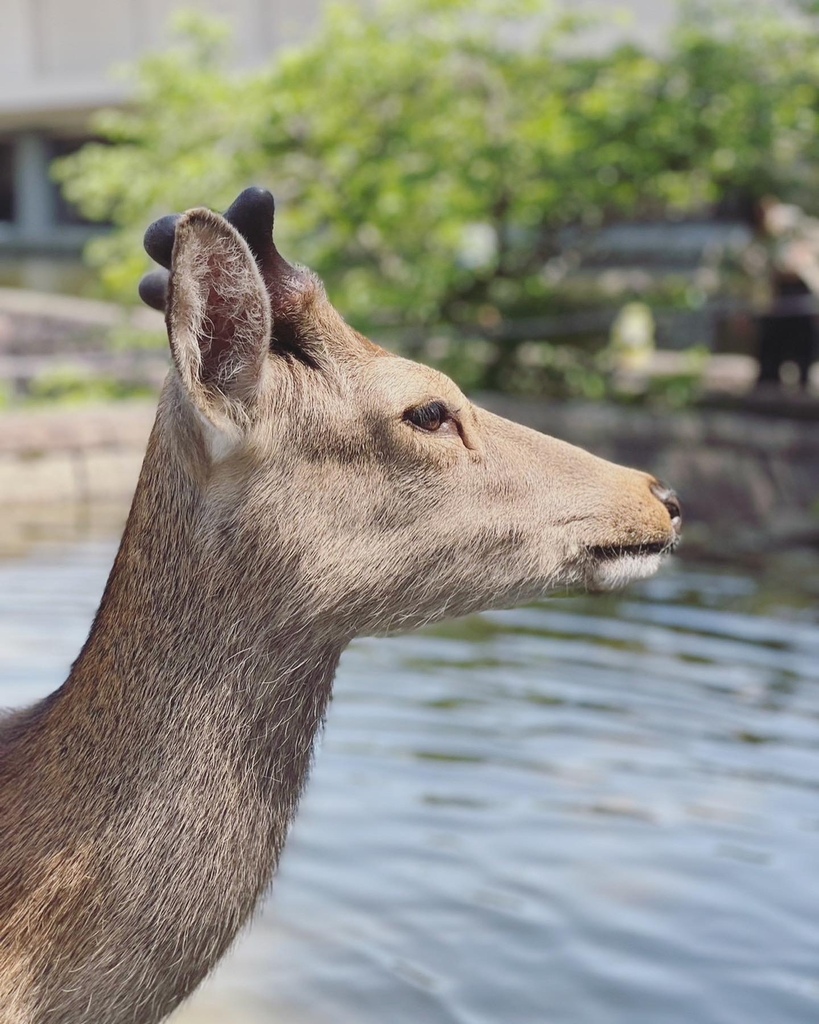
[651,483,682,534]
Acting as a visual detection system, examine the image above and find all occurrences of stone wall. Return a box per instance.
[0,402,152,507]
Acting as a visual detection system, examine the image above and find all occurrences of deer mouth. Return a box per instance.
[584,537,678,590]
[588,539,675,560]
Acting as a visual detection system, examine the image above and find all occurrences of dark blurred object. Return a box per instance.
[756,272,818,389]
[752,200,819,389]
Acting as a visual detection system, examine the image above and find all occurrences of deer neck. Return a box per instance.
[67,407,340,805]
[2,404,341,1023]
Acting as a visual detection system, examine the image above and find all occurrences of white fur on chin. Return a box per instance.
[589,550,668,591]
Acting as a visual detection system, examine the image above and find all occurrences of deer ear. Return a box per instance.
[166,208,271,422]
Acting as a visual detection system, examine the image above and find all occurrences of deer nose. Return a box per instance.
[651,482,682,536]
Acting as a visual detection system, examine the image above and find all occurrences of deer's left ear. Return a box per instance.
[166,208,271,422]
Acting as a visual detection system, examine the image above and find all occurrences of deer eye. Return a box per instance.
[404,400,454,433]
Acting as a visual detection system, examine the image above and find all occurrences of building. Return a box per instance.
[0,0,322,255]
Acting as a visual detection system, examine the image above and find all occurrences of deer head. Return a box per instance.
[143,188,680,643]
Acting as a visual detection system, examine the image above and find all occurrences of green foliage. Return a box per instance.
[25,369,155,405]
[53,14,269,300]
[106,323,166,353]
[664,1,819,203]
[52,0,819,395]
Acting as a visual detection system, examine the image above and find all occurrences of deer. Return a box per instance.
[0,188,681,1024]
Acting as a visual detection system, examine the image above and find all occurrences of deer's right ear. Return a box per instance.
[166,208,271,424]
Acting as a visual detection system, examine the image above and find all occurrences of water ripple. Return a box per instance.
[1,542,818,1024]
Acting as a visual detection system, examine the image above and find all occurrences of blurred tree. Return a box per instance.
[663,0,819,207]
[53,14,269,302]
[53,0,819,338]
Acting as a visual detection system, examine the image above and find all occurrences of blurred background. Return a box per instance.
[1,2,818,1022]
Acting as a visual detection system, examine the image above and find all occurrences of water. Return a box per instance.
[1,538,818,1024]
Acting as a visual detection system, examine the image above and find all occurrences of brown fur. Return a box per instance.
[0,208,678,1023]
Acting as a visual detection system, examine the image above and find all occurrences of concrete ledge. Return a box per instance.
[0,401,153,505]
[0,287,163,333]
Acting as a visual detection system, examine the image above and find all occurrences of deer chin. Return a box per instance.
[584,540,676,592]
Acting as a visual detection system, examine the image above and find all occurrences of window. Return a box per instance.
[48,137,108,227]
[0,141,13,222]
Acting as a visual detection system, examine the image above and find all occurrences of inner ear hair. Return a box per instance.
[166,209,271,417]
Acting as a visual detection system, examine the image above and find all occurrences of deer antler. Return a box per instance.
[138,187,301,314]
[140,187,326,367]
